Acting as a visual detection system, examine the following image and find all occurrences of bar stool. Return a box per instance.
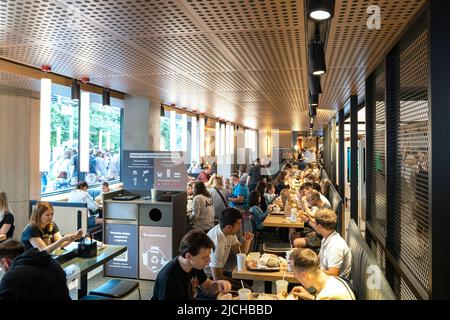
[89,279,141,300]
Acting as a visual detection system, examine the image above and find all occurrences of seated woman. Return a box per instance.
[95,181,110,207]
[189,182,215,233]
[248,190,268,231]
[0,191,15,241]
[68,181,103,227]
[21,202,82,253]
[273,171,290,195]
[264,182,276,205]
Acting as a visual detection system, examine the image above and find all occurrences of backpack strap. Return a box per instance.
[333,276,356,300]
[214,187,228,207]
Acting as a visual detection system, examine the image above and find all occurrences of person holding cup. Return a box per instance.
[152,230,231,300]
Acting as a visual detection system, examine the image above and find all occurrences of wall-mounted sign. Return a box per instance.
[122,151,187,191]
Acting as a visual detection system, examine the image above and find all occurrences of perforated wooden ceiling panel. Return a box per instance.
[321,0,426,112]
[0,0,426,130]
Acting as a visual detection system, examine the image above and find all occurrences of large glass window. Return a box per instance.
[160,115,170,151]
[86,94,122,185]
[41,85,122,195]
[41,84,79,194]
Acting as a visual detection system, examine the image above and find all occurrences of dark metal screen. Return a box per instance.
[365,10,430,299]
[390,14,430,296]
[323,124,331,178]
[366,64,387,243]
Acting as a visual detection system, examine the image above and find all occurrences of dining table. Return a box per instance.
[232,266,300,293]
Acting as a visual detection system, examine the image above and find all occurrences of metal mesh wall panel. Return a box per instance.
[390,15,430,296]
[366,64,387,244]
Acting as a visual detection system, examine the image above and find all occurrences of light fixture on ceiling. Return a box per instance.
[102,88,110,107]
[306,0,335,21]
[309,94,319,107]
[160,103,165,117]
[309,103,317,118]
[308,37,326,76]
[309,73,322,96]
[71,79,80,101]
[39,65,52,172]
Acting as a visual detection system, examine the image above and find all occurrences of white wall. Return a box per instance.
[0,85,40,240]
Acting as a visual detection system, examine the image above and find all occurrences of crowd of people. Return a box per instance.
[160,158,354,300]
[0,158,355,300]
[41,146,120,193]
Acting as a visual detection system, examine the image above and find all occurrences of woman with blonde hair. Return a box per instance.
[0,191,15,240]
[21,202,82,253]
[208,175,228,223]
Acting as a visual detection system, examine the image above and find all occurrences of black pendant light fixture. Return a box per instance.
[309,117,314,129]
[308,38,326,76]
[306,0,335,21]
[309,105,317,118]
[102,88,110,107]
[310,94,319,107]
[71,79,80,101]
[309,73,322,96]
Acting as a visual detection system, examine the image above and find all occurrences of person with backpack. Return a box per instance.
[208,176,228,224]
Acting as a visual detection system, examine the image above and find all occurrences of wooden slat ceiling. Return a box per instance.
[0,0,426,130]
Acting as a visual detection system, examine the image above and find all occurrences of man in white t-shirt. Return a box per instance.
[299,208,351,279]
[289,248,355,300]
[207,207,254,283]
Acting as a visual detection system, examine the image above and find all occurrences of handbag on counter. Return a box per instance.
[77,234,97,258]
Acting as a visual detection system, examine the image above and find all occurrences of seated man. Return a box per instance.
[289,248,355,300]
[299,209,351,279]
[152,230,231,300]
[67,181,103,227]
[301,190,332,216]
[207,208,254,285]
[0,240,71,300]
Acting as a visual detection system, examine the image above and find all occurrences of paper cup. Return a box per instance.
[276,280,288,295]
[238,288,252,300]
[290,213,297,222]
[151,188,157,200]
[236,253,246,271]
[220,293,232,300]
